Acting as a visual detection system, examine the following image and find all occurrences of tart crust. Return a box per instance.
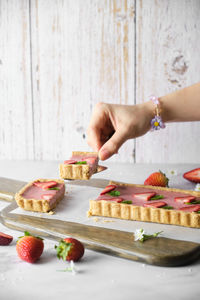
[88,181,200,228]
[59,151,99,180]
[15,179,65,213]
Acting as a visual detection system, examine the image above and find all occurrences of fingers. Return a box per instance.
[87,125,102,151]
[87,103,105,151]
[99,130,127,160]
[87,102,113,151]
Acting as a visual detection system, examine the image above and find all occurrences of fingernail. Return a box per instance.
[99,149,110,160]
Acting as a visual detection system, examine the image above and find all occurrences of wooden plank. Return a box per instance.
[135,0,200,163]
[1,198,200,266]
[0,0,34,159]
[30,0,135,162]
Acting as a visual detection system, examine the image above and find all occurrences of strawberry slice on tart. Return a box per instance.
[144,201,167,208]
[174,196,196,203]
[41,181,58,190]
[100,185,117,195]
[133,192,156,201]
[101,197,124,203]
[33,181,46,188]
[34,180,58,190]
[64,159,77,164]
[179,205,200,212]
[85,157,97,164]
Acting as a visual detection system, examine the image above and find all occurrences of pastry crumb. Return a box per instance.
[87,215,115,223]
[48,211,55,215]
[93,217,100,222]
[87,210,92,217]
[102,219,114,223]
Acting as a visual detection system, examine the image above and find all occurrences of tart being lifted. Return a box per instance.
[15,179,65,213]
[88,181,200,228]
[59,151,106,180]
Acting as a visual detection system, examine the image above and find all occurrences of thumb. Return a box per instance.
[99,131,127,160]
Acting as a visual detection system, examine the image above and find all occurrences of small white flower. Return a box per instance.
[68,260,77,275]
[57,260,77,274]
[134,228,163,242]
[195,184,200,192]
[170,169,177,176]
[134,228,145,241]
[166,169,177,176]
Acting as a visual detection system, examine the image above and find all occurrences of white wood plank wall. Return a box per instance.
[0,0,199,163]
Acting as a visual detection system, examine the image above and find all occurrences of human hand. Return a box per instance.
[87,102,154,160]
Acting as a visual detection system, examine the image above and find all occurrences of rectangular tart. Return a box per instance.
[88,181,200,228]
[59,151,99,180]
[15,179,65,213]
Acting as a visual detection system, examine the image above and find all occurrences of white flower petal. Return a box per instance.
[134,228,145,241]
[195,184,200,192]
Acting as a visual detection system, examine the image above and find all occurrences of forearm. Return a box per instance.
[87,82,200,160]
[159,82,200,122]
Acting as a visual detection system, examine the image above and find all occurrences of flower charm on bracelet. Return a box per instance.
[151,115,165,130]
[149,95,166,131]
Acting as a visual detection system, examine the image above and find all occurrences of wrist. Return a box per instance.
[158,94,175,123]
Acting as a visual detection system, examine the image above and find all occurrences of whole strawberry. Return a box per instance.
[144,170,169,187]
[16,231,44,263]
[55,237,84,262]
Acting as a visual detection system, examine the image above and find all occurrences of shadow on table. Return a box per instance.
[65,178,110,188]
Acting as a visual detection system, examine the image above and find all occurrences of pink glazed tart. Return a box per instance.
[59,151,100,180]
[15,179,65,212]
[88,181,200,228]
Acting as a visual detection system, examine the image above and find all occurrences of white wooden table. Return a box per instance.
[0,161,200,300]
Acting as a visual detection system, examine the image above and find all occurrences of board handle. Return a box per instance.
[0,177,26,202]
[0,191,14,202]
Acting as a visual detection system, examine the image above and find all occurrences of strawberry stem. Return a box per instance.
[55,240,72,261]
[18,231,43,241]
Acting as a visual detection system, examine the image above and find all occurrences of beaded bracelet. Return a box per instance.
[150,95,165,131]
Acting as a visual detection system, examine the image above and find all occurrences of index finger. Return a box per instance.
[87,103,106,151]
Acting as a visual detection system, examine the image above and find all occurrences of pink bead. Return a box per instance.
[150,95,159,105]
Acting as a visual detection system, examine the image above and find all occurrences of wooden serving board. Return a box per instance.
[0,177,200,267]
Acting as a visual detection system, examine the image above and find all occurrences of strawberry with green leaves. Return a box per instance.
[144,170,169,187]
[55,237,84,262]
[16,231,44,263]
